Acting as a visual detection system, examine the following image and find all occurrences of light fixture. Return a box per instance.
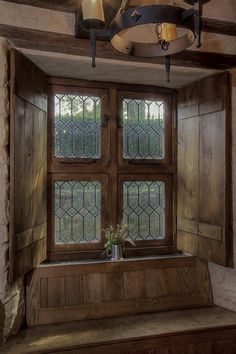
[79,0,211,81]
[81,0,105,30]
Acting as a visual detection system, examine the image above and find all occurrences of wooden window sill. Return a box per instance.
[41,252,194,269]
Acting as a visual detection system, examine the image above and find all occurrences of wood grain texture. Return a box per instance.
[26,257,213,326]
[47,83,175,259]
[177,72,232,267]
[1,24,236,70]
[4,306,236,354]
[178,117,199,232]
[2,1,236,37]
[9,49,48,281]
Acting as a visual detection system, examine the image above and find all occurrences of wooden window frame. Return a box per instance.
[48,85,110,167]
[117,91,172,167]
[118,174,173,250]
[47,79,177,261]
[49,173,108,254]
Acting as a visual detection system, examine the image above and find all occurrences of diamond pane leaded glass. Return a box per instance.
[55,181,101,244]
[123,181,165,241]
[55,94,101,158]
[123,99,164,159]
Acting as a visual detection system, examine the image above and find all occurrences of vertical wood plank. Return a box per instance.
[169,345,187,354]
[10,49,48,281]
[196,342,212,354]
[199,112,225,238]
[40,278,48,309]
[156,268,182,296]
[48,277,66,308]
[102,272,124,301]
[214,340,235,354]
[65,275,84,306]
[124,271,146,299]
[177,72,232,267]
[178,117,199,237]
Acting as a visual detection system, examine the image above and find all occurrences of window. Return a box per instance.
[48,83,175,259]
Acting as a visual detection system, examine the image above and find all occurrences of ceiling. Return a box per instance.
[1,0,235,88]
[20,48,219,89]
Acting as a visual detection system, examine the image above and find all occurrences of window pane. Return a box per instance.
[123,99,164,159]
[55,181,101,244]
[55,94,101,158]
[123,181,165,241]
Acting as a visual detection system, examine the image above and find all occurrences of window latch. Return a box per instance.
[116,114,123,128]
[102,114,109,128]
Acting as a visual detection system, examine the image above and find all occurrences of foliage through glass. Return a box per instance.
[123,99,165,160]
[55,94,101,159]
[54,181,101,244]
[123,181,165,241]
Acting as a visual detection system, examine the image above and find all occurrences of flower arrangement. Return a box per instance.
[103,224,135,256]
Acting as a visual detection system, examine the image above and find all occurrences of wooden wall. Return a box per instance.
[10,49,48,281]
[177,72,232,267]
[26,256,213,326]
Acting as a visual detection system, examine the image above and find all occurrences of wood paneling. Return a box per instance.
[177,72,232,267]
[9,49,48,281]
[178,117,199,231]
[1,24,236,70]
[4,306,236,354]
[26,256,213,326]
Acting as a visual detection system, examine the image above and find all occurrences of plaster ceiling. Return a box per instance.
[20,48,220,89]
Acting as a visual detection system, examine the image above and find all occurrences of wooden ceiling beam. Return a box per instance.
[202,18,236,37]
[2,0,236,37]
[1,24,235,70]
[2,0,81,12]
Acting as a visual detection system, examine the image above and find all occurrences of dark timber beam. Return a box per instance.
[2,0,236,37]
[202,18,236,37]
[1,24,236,70]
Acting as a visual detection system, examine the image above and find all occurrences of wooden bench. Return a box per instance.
[2,306,236,354]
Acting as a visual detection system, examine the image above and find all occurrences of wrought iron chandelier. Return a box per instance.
[78,0,210,81]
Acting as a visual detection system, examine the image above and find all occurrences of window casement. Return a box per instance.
[48,83,176,260]
[9,50,232,281]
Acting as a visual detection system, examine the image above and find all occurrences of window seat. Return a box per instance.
[26,256,213,326]
[2,306,236,354]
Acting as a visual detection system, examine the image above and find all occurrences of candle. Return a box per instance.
[161,23,177,42]
[82,0,105,23]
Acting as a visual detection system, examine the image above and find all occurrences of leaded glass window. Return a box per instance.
[123,99,165,160]
[55,94,101,158]
[123,181,165,241]
[55,181,101,244]
[50,85,174,258]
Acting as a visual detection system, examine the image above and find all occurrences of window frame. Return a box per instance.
[47,80,177,260]
[117,91,173,167]
[49,173,109,254]
[48,85,110,167]
[118,174,173,249]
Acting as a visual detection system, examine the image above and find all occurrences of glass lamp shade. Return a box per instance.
[81,0,105,30]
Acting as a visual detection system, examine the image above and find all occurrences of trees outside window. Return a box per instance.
[48,83,175,260]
